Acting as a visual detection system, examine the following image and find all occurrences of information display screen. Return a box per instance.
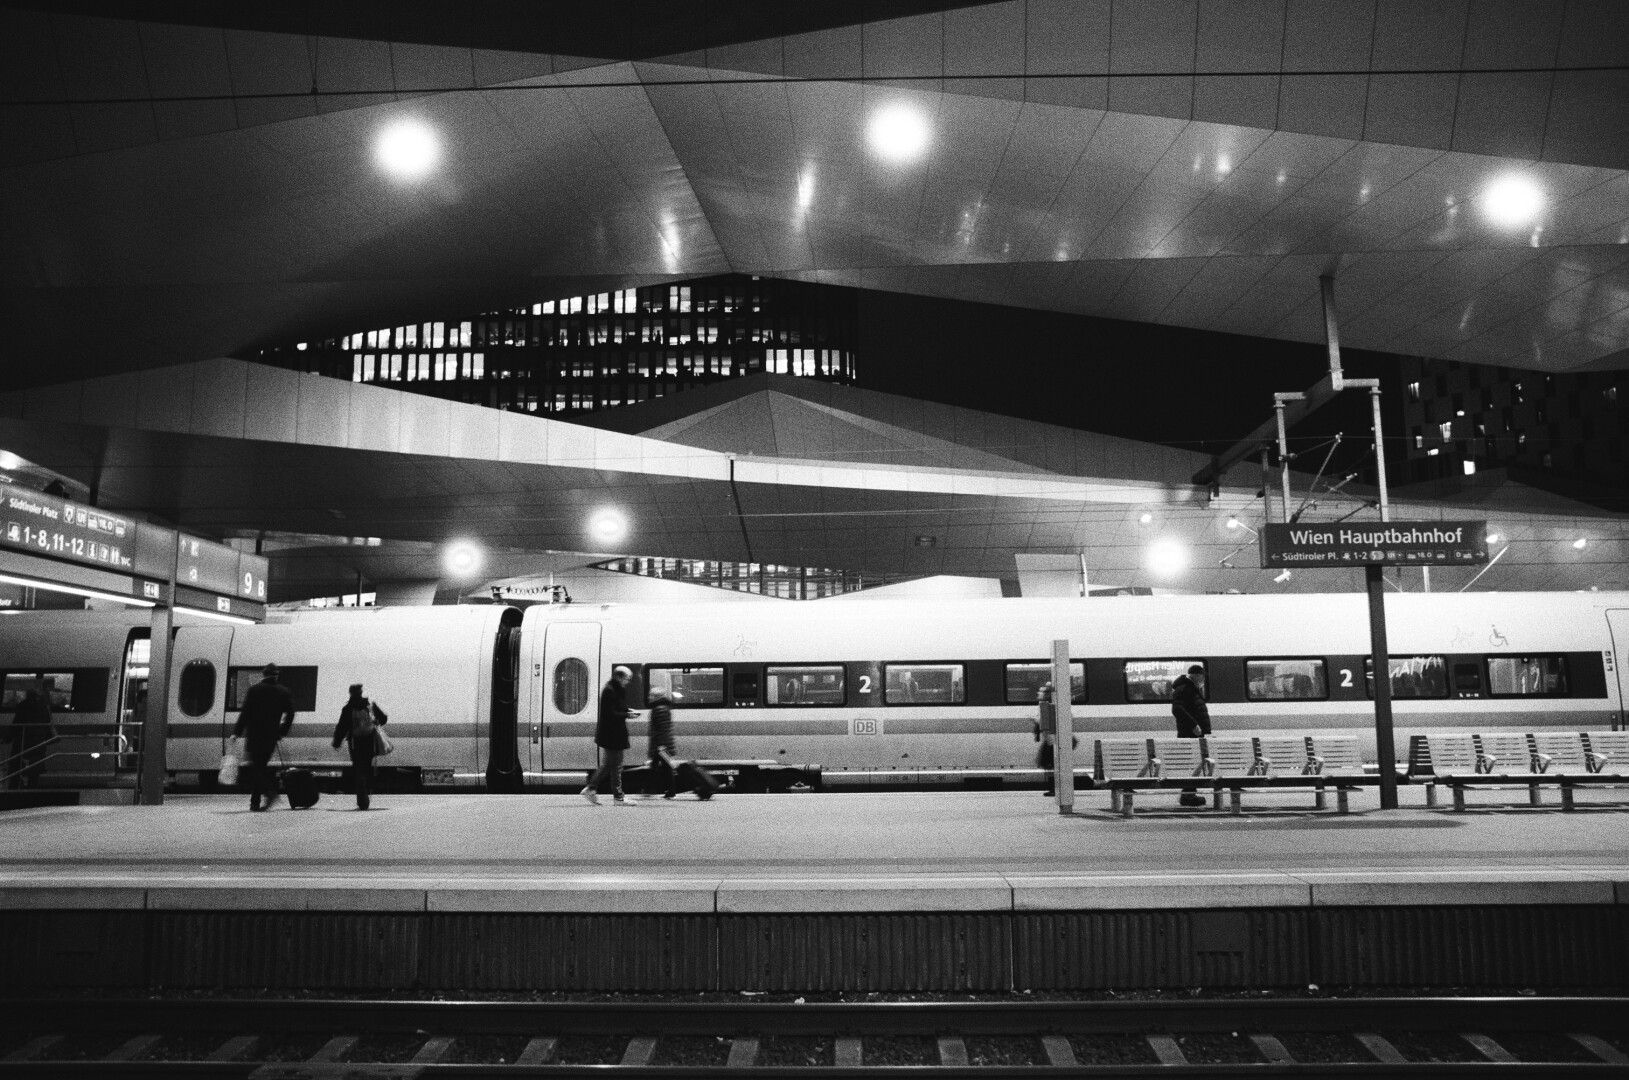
[176,534,240,595]
[1261,521,1488,568]
[238,552,269,600]
[1,492,134,571]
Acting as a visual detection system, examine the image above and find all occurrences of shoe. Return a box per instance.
[612,792,626,803]
[249,804,265,812]
[579,787,599,805]
[1178,794,1207,807]
[662,792,676,800]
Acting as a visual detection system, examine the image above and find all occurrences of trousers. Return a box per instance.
[588,746,625,795]
[247,747,276,809]
[349,740,376,809]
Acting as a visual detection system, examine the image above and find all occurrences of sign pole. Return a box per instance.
[1366,564,1398,809]
[138,537,179,806]
[1051,639,1074,815]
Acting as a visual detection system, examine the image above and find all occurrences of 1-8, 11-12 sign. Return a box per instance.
[2,492,134,571]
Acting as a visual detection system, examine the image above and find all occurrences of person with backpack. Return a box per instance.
[332,684,389,811]
[234,664,296,811]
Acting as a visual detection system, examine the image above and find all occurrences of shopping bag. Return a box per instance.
[374,727,394,757]
[217,741,241,786]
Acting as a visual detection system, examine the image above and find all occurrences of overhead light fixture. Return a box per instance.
[1485,533,1500,544]
[1274,569,1292,584]
[375,118,440,179]
[0,573,156,608]
[588,509,628,546]
[867,103,930,163]
[1481,174,1544,228]
[1148,539,1188,578]
[443,540,483,577]
[1572,537,1588,550]
[178,606,257,626]
[1139,512,1152,524]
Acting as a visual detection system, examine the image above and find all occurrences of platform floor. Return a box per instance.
[2,785,1627,912]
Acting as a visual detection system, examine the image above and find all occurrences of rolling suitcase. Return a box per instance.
[281,766,320,809]
[662,749,717,800]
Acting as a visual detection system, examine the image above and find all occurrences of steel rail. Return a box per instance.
[2,996,1624,1076]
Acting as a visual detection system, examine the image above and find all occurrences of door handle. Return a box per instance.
[531,723,540,744]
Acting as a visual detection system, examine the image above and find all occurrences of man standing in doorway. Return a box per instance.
[234,664,296,811]
[1171,664,1210,808]
[582,665,637,805]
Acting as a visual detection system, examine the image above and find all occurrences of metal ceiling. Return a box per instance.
[2,0,1627,391]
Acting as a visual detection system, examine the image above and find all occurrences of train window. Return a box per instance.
[1123,661,1202,704]
[1486,656,1569,697]
[226,666,319,712]
[646,665,724,706]
[765,665,845,706]
[177,660,216,717]
[1245,659,1328,701]
[1,671,76,712]
[552,658,590,715]
[1363,656,1449,698]
[883,663,965,704]
[1005,662,1084,705]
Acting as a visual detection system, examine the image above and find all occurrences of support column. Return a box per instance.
[1051,639,1074,815]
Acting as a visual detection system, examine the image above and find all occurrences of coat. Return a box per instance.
[647,700,674,757]
[595,678,632,750]
[233,678,296,754]
[1170,674,1211,739]
[331,698,388,750]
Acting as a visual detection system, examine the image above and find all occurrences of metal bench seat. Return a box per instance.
[1413,732,1629,811]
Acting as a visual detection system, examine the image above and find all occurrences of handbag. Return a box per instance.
[374,727,394,757]
[217,739,241,786]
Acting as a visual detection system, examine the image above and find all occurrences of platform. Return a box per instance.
[3,789,1626,994]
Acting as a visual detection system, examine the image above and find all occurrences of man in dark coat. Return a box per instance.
[1170,664,1211,807]
[644,688,677,799]
[233,663,296,811]
[582,665,636,804]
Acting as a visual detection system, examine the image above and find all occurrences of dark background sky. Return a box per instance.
[853,288,1401,484]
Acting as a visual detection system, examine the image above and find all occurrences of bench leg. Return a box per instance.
[1313,782,1326,811]
[1212,788,1223,811]
[1452,785,1466,812]
[1337,787,1349,814]
[1229,789,1241,815]
[1561,783,1574,811]
[1110,789,1121,814]
[1529,783,1542,807]
[1425,781,1437,808]
[1121,790,1135,819]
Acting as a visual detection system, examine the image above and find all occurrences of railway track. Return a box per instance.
[2,996,1625,1076]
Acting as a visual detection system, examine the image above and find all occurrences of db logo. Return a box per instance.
[849,718,881,736]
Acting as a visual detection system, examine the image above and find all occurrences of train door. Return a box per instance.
[539,622,601,771]
[113,631,151,780]
[1607,610,1629,730]
[168,625,235,760]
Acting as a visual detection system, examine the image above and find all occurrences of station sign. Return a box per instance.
[1261,521,1489,569]
[1,492,134,571]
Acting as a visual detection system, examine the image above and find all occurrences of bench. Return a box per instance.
[1094,735,1374,817]
[1412,732,1629,811]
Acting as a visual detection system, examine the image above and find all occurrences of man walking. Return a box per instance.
[1170,664,1210,808]
[233,664,296,811]
[582,665,637,805]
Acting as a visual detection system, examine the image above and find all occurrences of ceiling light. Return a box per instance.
[1274,569,1292,584]
[1226,517,1241,529]
[0,573,156,608]
[443,540,482,577]
[375,119,440,179]
[867,104,930,163]
[1139,512,1152,524]
[589,509,628,546]
[1148,539,1188,578]
[1481,174,1544,228]
[1485,533,1500,544]
[1572,537,1587,550]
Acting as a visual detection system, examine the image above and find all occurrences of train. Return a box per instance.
[1,590,1624,792]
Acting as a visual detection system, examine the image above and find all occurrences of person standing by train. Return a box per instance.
[233,663,296,812]
[331,684,388,811]
[582,665,637,805]
[1171,664,1210,808]
[643,688,678,799]
[11,682,55,789]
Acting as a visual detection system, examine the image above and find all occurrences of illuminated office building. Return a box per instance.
[249,274,857,416]
[1398,355,1627,507]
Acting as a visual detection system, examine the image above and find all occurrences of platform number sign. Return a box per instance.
[849,717,882,736]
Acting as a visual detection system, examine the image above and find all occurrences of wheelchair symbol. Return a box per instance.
[1489,627,1508,647]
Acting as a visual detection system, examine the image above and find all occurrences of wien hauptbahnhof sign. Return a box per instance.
[1261,521,1489,569]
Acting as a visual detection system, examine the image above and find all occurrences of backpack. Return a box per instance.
[350,701,375,739]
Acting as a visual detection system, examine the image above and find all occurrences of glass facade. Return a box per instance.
[593,556,918,600]
[1397,355,1626,503]
[250,274,858,417]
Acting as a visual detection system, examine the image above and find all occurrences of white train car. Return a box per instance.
[2,591,1625,791]
[522,591,1628,785]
